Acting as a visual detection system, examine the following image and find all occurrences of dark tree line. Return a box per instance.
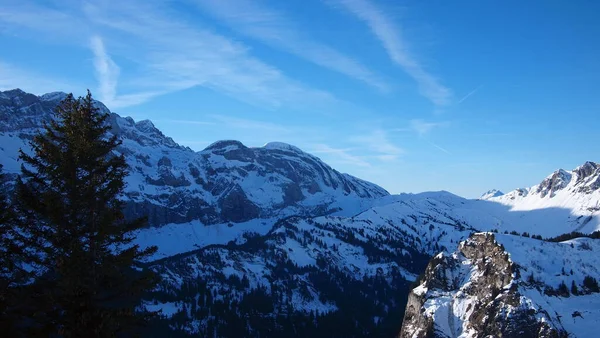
[0,92,158,337]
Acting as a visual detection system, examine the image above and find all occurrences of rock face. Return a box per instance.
[537,169,572,198]
[399,233,568,338]
[0,89,389,226]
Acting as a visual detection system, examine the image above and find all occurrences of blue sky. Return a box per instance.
[1,0,599,198]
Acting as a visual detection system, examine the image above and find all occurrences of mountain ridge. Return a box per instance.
[0,88,388,227]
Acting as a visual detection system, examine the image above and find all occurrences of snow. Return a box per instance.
[479,189,504,200]
[521,288,600,338]
[483,165,600,235]
[499,234,600,338]
[134,218,277,261]
[283,238,316,267]
[40,92,67,102]
[143,301,182,318]
[261,142,304,153]
[495,235,600,291]
[0,133,27,173]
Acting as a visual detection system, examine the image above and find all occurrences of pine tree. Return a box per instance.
[557,281,570,297]
[583,275,599,293]
[14,91,158,337]
[571,281,579,295]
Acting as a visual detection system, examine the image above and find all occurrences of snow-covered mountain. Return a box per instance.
[137,190,600,335]
[479,189,503,200]
[400,232,600,338]
[483,162,600,236]
[2,88,599,337]
[0,89,388,227]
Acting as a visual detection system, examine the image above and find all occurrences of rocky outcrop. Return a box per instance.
[574,162,600,193]
[399,233,567,338]
[537,169,572,198]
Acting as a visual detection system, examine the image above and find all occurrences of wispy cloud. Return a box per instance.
[1,0,339,109]
[396,119,451,154]
[90,36,119,105]
[311,144,371,167]
[457,85,482,104]
[0,1,89,40]
[352,129,404,161]
[87,0,339,109]
[331,0,452,106]
[428,140,452,155]
[408,119,448,136]
[193,0,389,91]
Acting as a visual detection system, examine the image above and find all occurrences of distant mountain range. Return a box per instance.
[1,89,598,337]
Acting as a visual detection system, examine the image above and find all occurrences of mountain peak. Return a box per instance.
[40,91,68,102]
[0,88,39,105]
[1,88,26,96]
[204,140,248,152]
[479,189,504,200]
[575,161,598,170]
[135,119,157,131]
[574,161,599,180]
[261,142,303,153]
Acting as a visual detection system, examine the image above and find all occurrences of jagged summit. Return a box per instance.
[489,161,600,202]
[479,161,600,235]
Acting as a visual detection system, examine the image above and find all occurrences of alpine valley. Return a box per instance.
[1,89,599,337]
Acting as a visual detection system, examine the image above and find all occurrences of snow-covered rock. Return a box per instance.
[400,233,600,338]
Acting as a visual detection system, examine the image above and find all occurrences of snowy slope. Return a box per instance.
[482,162,600,235]
[134,187,600,261]
[400,233,600,338]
